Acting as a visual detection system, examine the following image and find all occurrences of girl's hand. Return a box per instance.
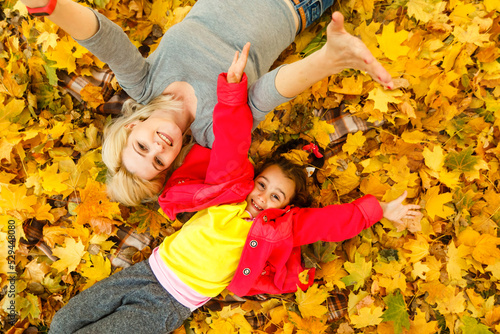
[227,42,250,84]
[380,191,422,225]
[20,0,50,8]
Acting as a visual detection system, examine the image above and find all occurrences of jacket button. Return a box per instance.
[249,240,258,248]
[243,268,251,276]
[263,216,267,222]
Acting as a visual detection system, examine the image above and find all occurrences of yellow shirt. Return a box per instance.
[157,202,252,297]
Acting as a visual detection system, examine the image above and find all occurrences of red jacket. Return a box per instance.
[158,73,254,219]
[159,73,383,296]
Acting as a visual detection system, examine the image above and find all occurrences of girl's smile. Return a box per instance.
[245,165,296,218]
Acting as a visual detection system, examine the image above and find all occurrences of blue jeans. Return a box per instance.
[291,0,335,32]
[49,261,191,334]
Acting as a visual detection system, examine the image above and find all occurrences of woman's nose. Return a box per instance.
[152,141,164,152]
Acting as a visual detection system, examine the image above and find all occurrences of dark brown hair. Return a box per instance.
[255,139,325,208]
[255,156,311,207]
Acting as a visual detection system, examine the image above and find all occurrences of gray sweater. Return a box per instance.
[78,0,297,148]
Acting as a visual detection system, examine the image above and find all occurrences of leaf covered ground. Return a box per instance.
[1,0,500,333]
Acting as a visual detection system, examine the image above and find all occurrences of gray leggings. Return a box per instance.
[49,260,191,334]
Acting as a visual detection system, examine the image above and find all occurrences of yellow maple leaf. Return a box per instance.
[384,156,418,186]
[258,113,281,133]
[409,309,439,334]
[446,241,469,285]
[453,24,490,47]
[309,117,335,148]
[281,149,310,165]
[149,0,172,27]
[361,158,384,173]
[437,170,461,189]
[406,0,442,23]
[401,130,435,143]
[80,254,111,283]
[367,86,402,113]
[423,186,454,220]
[80,84,105,109]
[350,306,384,328]
[435,290,466,315]
[332,162,361,196]
[449,3,476,25]
[36,31,58,52]
[355,20,383,58]
[329,76,364,95]
[291,313,329,334]
[52,237,86,273]
[169,5,193,27]
[423,146,445,171]
[486,260,500,281]
[0,185,36,220]
[403,234,429,263]
[342,131,366,155]
[343,252,372,291]
[295,284,329,318]
[360,174,390,198]
[74,179,121,226]
[298,269,310,285]
[472,234,500,265]
[316,258,347,289]
[377,21,410,60]
[484,0,500,11]
[0,98,26,121]
[46,36,88,73]
[24,259,52,283]
[208,317,236,333]
[32,200,55,222]
[257,140,275,157]
[411,261,430,280]
[39,163,70,194]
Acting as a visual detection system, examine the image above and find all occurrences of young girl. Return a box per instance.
[20,0,394,206]
[48,48,419,334]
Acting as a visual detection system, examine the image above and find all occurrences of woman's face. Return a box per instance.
[245,165,296,218]
[121,115,184,180]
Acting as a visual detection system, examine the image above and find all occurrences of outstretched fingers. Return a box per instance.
[227,42,251,84]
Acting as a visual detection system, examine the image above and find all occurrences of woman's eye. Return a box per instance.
[138,143,147,151]
[155,157,164,166]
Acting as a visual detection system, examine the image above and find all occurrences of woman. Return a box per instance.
[21,0,394,206]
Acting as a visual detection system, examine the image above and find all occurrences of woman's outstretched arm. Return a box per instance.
[20,0,98,40]
[274,11,394,98]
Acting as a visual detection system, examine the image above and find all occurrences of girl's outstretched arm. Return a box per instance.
[379,191,422,225]
[274,11,394,98]
[20,0,98,40]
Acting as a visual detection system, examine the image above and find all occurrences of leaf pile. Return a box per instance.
[1,0,500,333]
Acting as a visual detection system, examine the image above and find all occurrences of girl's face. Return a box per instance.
[245,165,296,218]
[121,114,183,180]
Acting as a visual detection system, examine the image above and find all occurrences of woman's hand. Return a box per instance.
[227,42,250,84]
[380,191,422,225]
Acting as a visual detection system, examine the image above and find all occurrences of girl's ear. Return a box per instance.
[124,121,139,129]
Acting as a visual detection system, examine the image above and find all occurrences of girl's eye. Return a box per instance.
[271,194,280,201]
[155,157,164,167]
[258,182,265,189]
[138,143,147,151]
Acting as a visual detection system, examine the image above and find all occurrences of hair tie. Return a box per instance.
[302,143,323,158]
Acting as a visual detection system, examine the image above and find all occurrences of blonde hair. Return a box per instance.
[102,94,189,206]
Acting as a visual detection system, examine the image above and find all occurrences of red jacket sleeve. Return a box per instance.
[205,73,254,184]
[291,195,383,246]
